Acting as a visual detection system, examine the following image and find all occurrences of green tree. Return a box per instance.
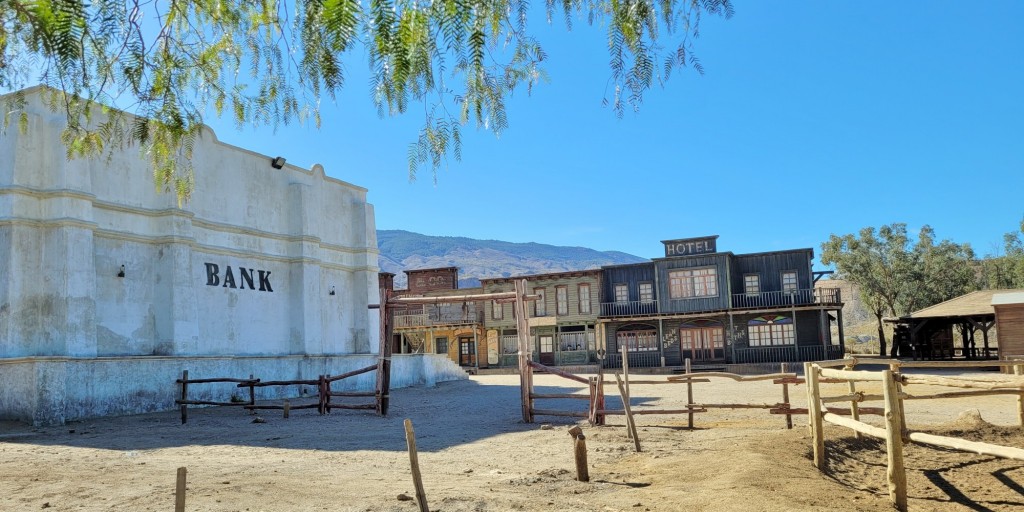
[979,220,1024,289]
[822,223,978,357]
[1,0,733,198]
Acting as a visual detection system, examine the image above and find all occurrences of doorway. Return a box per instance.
[539,335,554,365]
[459,337,476,366]
[680,324,724,362]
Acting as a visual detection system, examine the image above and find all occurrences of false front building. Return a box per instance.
[599,236,844,367]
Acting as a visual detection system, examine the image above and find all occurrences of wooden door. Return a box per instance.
[539,335,555,365]
[681,327,724,362]
[459,337,476,366]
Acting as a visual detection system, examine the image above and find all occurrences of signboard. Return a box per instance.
[662,236,719,258]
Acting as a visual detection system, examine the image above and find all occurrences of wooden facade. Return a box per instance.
[993,292,1024,360]
[598,236,844,367]
[481,270,602,368]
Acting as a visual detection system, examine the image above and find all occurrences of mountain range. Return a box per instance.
[376,230,648,288]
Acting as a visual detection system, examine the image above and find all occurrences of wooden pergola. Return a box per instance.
[886,289,1024,360]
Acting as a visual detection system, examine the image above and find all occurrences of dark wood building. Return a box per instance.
[599,235,844,367]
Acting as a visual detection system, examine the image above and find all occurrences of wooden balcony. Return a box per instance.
[393,310,484,328]
[599,300,659,317]
[730,288,842,310]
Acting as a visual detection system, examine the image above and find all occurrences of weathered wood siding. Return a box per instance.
[655,254,731,313]
[601,263,656,303]
[995,303,1024,358]
[729,250,814,293]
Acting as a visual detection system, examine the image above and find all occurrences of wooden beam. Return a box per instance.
[882,369,908,512]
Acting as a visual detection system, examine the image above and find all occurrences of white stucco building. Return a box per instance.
[0,87,465,425]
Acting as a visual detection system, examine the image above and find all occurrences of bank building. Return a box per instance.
[0,87,464,426]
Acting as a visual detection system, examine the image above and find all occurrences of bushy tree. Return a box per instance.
[821,223,975,356]
[1,0,733,198]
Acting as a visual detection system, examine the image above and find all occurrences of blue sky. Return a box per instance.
[202,1,1024,263]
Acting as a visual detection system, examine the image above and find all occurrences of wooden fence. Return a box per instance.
[804,358,1024,512]
[175,363,383,424]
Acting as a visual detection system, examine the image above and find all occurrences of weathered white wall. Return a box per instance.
[0,87,452,425]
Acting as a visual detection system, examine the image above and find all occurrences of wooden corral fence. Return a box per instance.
[175,288,400,424]
[804,358,1024,512]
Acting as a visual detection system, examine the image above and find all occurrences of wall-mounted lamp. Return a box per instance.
[329,286,336,296]
[117,265,125,278]
[270,156,286,169]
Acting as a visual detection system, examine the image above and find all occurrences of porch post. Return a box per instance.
[728,313,736,363]
[837,309,845,355]
[792,300,799,361]
[658,317,665,367]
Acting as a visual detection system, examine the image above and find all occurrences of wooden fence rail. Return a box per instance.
[805,359,1024,512]
[176,364,383,423]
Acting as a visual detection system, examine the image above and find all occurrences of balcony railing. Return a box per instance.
[599,300,659,317]
[601,350,662,369]
[393,310,484,328]
[732,344,843,364]
[730,288,842,310]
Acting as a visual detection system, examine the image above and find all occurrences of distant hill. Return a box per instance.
[377,230,648,288]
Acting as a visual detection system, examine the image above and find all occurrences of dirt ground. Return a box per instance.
[1,371,1023,512]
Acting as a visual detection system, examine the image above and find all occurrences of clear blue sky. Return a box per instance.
[204,1,1024,263]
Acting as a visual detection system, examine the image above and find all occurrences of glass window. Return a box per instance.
[614,284,629,303]
[782,271,798,293]
[616,329,659,352]
[744,274,760,295]
[556,286,568,315]
[668,267,718,299]
[534,288,546,317]
[639,282,654,302]
[492,300,503,320]
[435,337,448,354]
[747,316,795,346]
[578,284,592,314]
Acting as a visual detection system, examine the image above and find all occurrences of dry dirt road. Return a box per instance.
[1,372,1023,511]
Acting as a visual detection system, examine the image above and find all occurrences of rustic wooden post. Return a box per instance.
[247,374,256,413]
[780,363,793,429]
[889,362,908,440]
[514,279,534,423]
[882,369,908,512]
[620,344,631,400]
[174,467,187,512]
[376,288,394,416]
[596,365,606,426]
[845,362,862,440]
[806,363,825,470]
[179,370,188,425]
[685,358,694,429]
[803,362,814,436]
[1015,363,1024,428]
[588,377,598,425]
[283,399,290,419]
[567,426,590,482]
[404,419,430,512]
[614,373,641,452]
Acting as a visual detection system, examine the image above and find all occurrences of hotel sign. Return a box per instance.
[662,236,719,258]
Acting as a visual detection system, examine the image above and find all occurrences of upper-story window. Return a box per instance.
[556,285,569,315]
[534,288,546,317]
[782,271,798,293]
[492,300,503,320]
[744,274,760,296]
[578,284,592,314]
[669,267,718,299]
[639,282,654,302]
[614,284,629,304]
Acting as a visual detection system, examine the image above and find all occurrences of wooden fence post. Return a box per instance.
[174,467,187,512]
[614,373,641,453]
[806,363,825,470]
[780,363,793,429]
[882,369,908,512]
[1015,363,1024,428]
[283,399,290,419]
[845,362,862,440]
[685,358,694,429]
[248,374,256,413]
[596,366,606,426]
[620,344,631,400]
[889,362,908,440]
[803,362,814,436]
[568,426,590,482]
[404,419,430,512]
[180,370,188,425]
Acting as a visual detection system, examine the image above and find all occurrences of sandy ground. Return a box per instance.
[1,371,1023,512]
